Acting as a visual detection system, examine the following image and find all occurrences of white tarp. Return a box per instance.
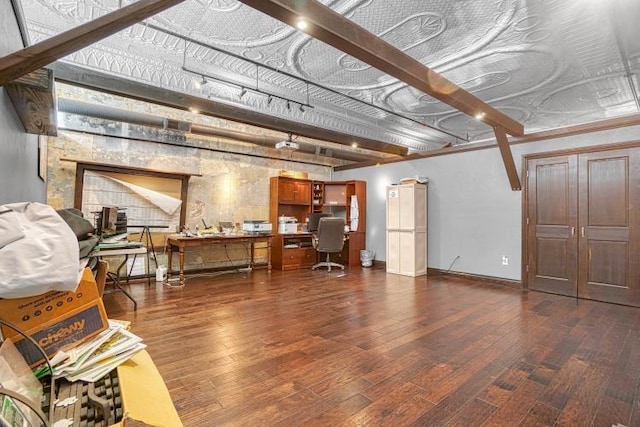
[97,174,182,216]
[0,202,81,298]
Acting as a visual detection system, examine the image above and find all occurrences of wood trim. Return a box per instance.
[521,157,529,290]
[51,62,407,157]
[427,268,522,289]
[0,0,187,86]
[62,159,201,178]
[523,138,640,160]
[335,114,640,171]
[237,0,523,137]
[494,126,521,191]
[4,68,57,135]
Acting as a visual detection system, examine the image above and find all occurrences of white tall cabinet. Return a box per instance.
[386,183,428,276]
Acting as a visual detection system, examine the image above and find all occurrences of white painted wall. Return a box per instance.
[334,125,640,281]
[0,2,45,204]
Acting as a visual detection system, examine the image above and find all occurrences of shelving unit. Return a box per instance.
[269,176,366,270]
[312,181,324,212]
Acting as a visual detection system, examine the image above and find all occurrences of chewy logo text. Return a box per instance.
[38,320,86,347]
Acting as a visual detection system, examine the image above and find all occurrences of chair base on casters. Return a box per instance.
[312,253,344,272]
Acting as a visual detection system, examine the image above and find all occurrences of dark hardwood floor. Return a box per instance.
[103,265,640,426]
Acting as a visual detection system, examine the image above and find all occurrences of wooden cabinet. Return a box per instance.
[276,178,311,205]
[272,234,316,270]
[269,176,367,270]
[386,183,427,277]
[269,177,312,231]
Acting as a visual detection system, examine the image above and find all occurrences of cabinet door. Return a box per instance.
[398,185,416,230]
[278,179,297,203]
[387,231,400,273]
[294,181,311,204]
[387,187,400,229]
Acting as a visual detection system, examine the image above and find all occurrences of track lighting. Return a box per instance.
[239,87,247,98]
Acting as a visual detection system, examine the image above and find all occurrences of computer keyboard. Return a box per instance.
[43,369,123,426]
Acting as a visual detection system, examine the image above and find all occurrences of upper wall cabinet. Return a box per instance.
[276,177,311,205]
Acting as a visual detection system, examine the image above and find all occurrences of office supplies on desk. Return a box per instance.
[242,220,272,234]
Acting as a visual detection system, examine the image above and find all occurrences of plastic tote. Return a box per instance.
[360,250,375,267]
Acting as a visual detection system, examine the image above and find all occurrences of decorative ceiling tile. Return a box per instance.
[14,0,640,155]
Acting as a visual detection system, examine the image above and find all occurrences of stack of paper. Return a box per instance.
[52,320,146,383]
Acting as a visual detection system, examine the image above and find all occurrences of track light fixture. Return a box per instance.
[239,87,247,98]
[174,26,466,142]
[286,101,291,111]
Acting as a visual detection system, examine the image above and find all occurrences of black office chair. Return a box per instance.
[312,217,347,272]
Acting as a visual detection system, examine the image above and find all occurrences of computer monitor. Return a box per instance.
[307,212,330,232]
[101,206,118,237]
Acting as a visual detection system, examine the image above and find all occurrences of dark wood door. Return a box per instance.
[527,156,578,297]
[578,149,640,306]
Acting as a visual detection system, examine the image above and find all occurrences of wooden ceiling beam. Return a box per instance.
[0,0,187,87]
[493,126,521,191]
[237,0,524,137]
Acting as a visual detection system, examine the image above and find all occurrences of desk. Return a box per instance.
[167,234,272,285]
[89,246,147,310]
[273,231,364,270]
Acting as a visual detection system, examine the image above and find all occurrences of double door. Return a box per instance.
[526,148,640,306]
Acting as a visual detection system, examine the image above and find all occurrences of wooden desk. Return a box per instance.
[166,234,272,284]
[273,231,364,270]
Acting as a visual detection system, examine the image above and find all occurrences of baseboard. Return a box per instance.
[427,268,522,289]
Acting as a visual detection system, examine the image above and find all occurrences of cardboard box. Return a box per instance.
[0,268,108,367]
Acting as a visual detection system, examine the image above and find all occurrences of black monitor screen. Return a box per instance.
[307,213,330,232]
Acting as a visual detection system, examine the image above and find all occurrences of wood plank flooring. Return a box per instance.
[102,266,640,426]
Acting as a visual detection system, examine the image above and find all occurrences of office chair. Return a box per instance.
[312,217,347,272]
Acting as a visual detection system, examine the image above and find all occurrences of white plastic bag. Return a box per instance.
[0,202,81,298]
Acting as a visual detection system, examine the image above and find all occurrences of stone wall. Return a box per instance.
[47,130,331,273]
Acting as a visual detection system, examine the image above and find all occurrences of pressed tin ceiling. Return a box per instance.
[13,0,640,157]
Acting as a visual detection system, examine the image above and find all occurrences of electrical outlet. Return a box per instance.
[502,256,509,266]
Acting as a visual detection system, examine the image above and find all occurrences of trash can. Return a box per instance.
[360,250,375,267]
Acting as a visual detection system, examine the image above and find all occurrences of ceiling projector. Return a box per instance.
[275,140,299,150]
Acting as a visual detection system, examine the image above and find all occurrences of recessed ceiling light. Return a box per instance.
[351,142,358,148]
[475,112,485,120]
[189,107,199,114]
[296,18,308,30]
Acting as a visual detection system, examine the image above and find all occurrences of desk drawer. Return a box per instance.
[282,247,316,269]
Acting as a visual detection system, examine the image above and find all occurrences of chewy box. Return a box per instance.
[0,268,108,367]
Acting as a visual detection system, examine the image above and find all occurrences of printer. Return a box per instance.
[242,220,273,234]
[277,216,298,234]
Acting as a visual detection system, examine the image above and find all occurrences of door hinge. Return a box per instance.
[526,264,529,272]
[526,217,529,225]
[526,170,529,178]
